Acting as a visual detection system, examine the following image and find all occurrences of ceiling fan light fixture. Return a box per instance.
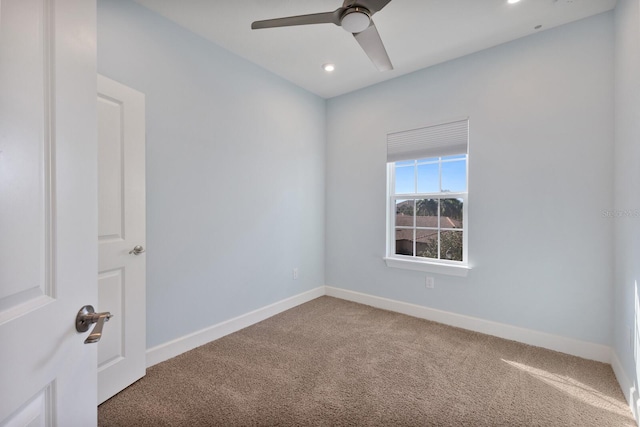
[341,8,371,33]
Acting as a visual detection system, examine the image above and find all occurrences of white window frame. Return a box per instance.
[384,119,471,277]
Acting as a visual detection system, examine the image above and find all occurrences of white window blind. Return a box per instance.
[387,118,469,163]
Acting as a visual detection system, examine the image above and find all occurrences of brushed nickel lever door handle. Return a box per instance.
[76,305,112,344]
[129,245,145,255]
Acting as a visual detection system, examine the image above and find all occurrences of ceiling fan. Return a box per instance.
[251,0,394,71]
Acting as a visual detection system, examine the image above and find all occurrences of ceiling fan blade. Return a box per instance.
[350,0,392,14]
[353,22,393,71]
[252,10,342,30]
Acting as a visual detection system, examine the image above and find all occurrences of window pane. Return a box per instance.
[441,159,466,192]
[390,154,467,263]
[416,199,438,228]
[395,199,414,227]
[416,229,438,259]
[417,162,439,194]
[442,154,466,161]
[395,165,415,194]
[440,230,463,261]
[395,229,414,256]
[440,198,463,229]
[396,160,415,167]
[416,157,439,164]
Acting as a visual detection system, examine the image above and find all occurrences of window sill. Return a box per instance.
[383,257,471,277]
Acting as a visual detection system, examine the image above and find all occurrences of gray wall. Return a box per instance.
[613,0,640,409]
[98,0,326,348]
[325,13,615,346]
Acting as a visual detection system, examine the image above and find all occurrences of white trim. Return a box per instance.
[611,350,640,426]
[325,286,611,363]
[384,257,471,276]
[146,284,614,378]
[145,287,325,367]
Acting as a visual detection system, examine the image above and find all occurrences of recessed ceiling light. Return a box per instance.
[322,63,335,72]
[507,0,521,4]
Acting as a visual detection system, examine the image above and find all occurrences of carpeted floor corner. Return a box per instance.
[98,296,634,426]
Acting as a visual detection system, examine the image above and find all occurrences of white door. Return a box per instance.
[0,0,98,426]
[97,75,146,404]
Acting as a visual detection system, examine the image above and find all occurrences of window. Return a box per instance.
[385,119,470,275]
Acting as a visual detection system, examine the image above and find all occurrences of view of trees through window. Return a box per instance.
[392,155,467,262]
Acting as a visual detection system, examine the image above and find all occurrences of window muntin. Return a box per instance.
[388,155,468,265]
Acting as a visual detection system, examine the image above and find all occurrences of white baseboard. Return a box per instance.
[325,286,611,363]
[146,286,325,367]
[147,284,611,366]
[611,350,640,426]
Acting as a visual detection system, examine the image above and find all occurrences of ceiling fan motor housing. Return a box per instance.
[341,7,371,33]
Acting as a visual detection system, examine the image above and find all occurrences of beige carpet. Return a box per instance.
[99,296,634,426]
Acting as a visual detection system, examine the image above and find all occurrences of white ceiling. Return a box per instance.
[133,0,616,99]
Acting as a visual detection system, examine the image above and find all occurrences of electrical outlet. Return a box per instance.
[293,268,299,280]
[425,276,435,289]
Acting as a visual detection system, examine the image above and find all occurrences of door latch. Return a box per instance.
[76,305,112,344]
